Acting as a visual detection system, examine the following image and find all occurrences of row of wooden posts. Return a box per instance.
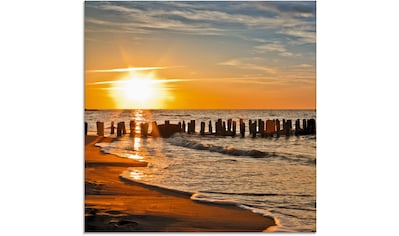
[85,118,316,138]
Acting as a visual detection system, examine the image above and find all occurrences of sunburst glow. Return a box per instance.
[109,71,173,109]
[122,75,155,103]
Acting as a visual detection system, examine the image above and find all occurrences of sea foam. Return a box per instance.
[167,134,275,158]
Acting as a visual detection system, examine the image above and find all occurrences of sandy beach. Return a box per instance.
[85,135,276,232]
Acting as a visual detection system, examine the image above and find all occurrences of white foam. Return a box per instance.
[190,192,238,206]
[167,134,270,158]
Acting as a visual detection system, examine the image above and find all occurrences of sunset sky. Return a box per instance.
[85,1,316,110]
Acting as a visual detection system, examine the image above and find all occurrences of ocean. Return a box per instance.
[85,109,316,232]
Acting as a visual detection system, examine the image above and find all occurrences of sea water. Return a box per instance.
[85,109,316,232]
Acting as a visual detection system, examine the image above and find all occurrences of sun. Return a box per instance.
[110,70,170,109]
[123,75,155,103]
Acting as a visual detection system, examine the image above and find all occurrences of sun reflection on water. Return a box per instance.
[129,169,143,180]
[133,137,141,150]
[127,153,144,161]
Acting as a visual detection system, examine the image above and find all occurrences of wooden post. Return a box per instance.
[140,123,148,138]
[187,121,191,134]
[259,119,265,137]
[116,122,122,137]
[178,122,182,130]
[96,121,104,136]
[308,119,316,134]
[295,119,300,135]
[208,121,213,134]
[200,121,205,135]
[151,121,159,137]
[251,122,256,138]
[110,121,115,134]
[249,120,253,135]
[239,119,245,138]
[282,119,286,133]
[285,120,292,136]
[145,123,149,137]
[85,122,88,136]
[303,119,307,134]
[222,121,226,134]
[232,120,237,137]
[190,120,196,133]
[265,120,275,137]
[276,119,280,137]
[227,119,232,132]
[182,121,186,133]
[313,119,316,134]
[216,119,222,136]
[121,122,126,135]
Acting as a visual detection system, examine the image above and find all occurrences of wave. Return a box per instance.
[201,191,314,198]
[190,192,238,206]
[119,169,278,228]
[167,134,276,158]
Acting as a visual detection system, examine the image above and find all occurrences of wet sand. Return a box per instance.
[85,135,276,232]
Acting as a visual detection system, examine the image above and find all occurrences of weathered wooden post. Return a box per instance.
[251,122,256,138]
[295,119,301,136]
[227,119,232,133]
[116,122,122,137]
[145,123,149,137]
[139,123,144,137]
[249,120,253,135]
[222,121,226,134]
[232,120,237,137]
[85,122,88,136]
[239,119,245,138]
[151,121,159,137]
[265,120,275,137]
[200,121,205,135]
[96,121,104,136]
[190,120,196,133]
[303,119,307,134]
[140,123,148,138]
[276,119,280,137]
[187,121,191,134]
[313,119,316,134]
[259,119,265,137]
[285,120,292,136]
[208,120,213,134]
[178,122,182,130]
[216,119,222,136]
[308,119,316,134]
[121,121,126,135]
[110,121,115,135]
[182,121,186,133]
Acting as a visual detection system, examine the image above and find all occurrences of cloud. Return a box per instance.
[295,64,314,68]
[85,1,316,41]
[87,67,170,73]
[90,79,185,85]
[254,42,300,57]
[218,58,278,74]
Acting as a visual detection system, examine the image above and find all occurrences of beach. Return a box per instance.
[85,135,277,232]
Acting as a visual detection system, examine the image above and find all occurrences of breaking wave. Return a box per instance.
[167,134,276,158]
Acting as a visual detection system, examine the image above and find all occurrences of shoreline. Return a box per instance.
[85,135,277,232]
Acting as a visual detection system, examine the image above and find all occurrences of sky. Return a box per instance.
[85,1,316,110]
